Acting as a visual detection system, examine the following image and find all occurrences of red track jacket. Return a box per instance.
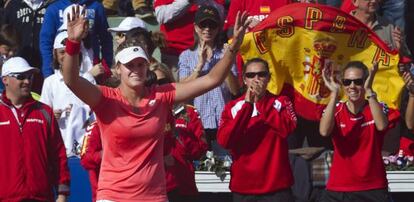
[217,91,297,194]
[0,91,70,201]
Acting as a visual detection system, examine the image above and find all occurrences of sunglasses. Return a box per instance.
[342,78,364,86]
[8,73,34,80]
[198,20,219,29]
[244,71,269,78]
[157,78,171,85]
[116,32,126,37]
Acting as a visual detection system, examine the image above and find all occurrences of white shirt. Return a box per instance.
[40,71,96,157]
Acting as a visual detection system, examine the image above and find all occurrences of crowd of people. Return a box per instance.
[0,0,414,202]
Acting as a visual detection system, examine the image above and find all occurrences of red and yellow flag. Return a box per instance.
[240,3,403,121]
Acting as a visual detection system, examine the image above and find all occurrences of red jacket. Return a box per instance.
[0,92,70,201]
[80,121,102,202]
[217,92,297,194]
[164,105,207,195]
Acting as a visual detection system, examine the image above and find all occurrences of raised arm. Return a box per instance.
[62,5,102,108]
[319,67,341,137]
[365,63,388,131]
[403,71,414,129]
[174,11,250,103]
[154,0,193,24]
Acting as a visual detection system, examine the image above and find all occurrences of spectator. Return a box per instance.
[154,0,224,74]
[40,0,113,79]
[61,5,249,201]
[124,26,167,64]
[2,0,54,93]
[150,62,208,202]
[179,5,240,155]
[108,16,148,46]
[80,121,102,202]
[40,31,96,157]
[0,57,70,201]
[0,24,19,93]
[320,61,396,202]
[403,71,414,130]
[350,0,410,55]
[217,58,297,202]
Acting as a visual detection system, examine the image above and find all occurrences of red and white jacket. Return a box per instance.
[80,121,102,202]
[164,104,207,195]
[217,91,297,194]
[0,91,70,201]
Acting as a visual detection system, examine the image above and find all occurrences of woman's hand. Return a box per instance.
[403,71,414,95]
[229,11,251,53]
[244,85,255,103]
[364,62,378,92]
[66,5,88,42]
[391,26,402,51]
[322,66,340,95]
[196,41,208,71]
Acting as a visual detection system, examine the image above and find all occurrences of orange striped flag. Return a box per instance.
[239,3,402,121]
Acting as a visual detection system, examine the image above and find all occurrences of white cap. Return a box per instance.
[115,46,149,64]
[53,31,68,49]
[59,4,86,31]
[108,17,147,32]
[1,57,39,77]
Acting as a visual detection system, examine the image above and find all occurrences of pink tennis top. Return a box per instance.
[93,84,175,202]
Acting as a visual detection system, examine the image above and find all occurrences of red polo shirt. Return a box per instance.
[327,102,398,191]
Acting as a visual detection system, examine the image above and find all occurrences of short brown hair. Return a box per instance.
[0,24,20,49]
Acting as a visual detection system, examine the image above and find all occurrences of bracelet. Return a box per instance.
[65,39,81,56]
[366,92,377,100]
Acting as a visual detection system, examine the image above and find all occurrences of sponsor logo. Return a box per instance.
[175,123,187,128]
[26,119,44,124]
[361,120,374,127]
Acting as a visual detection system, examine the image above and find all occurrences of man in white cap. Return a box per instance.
[0,57,70,202]
[108,16,147,45]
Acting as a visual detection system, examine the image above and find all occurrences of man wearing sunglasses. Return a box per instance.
[320,61,396,202]
[0,57,70,201]
[217,58,297,202]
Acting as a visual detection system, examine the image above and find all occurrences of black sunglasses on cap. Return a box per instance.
[244,71,269,78]
[342,78,364,86]
[8,73,34,80]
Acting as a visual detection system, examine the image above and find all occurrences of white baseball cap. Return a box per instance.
[115,46,149,64]
[108,17,147,32]
[53,31,68,49]
[1,57,39,77]
[59,4,86,31]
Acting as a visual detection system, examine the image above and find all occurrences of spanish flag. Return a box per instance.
[239,3,403,121]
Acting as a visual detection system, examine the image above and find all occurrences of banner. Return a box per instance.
[239,3,403,121]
